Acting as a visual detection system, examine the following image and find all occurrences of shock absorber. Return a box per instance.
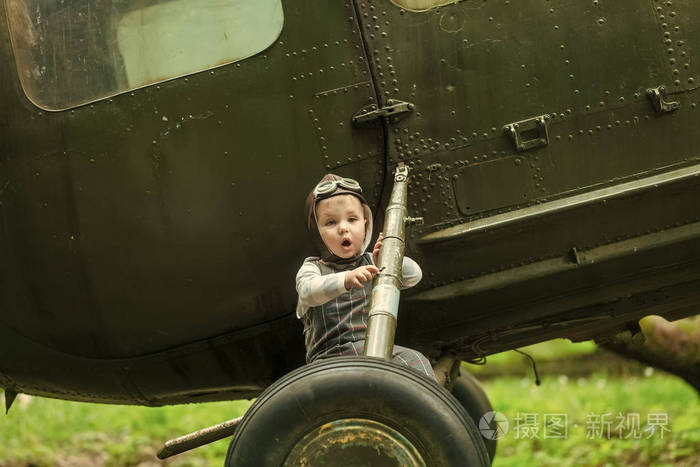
[364,163,412,360]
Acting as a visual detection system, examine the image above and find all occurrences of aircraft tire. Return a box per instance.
[451,372,497,463]
[225,356,489,466]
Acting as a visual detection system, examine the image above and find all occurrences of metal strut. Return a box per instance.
[157,416,243,459]
[364,164,411,360]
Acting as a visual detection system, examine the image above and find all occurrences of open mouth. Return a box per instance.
[342,239,352,247]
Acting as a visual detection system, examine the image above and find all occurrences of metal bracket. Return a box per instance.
[569,247,584,265]
[646,86,680,113]
[394,163,408,182]
[503,114,550,152]
[352,99,414,125]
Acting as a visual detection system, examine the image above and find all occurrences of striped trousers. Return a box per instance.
[312,339,436,381]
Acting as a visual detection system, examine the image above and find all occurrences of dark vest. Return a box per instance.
[301,253,373,363]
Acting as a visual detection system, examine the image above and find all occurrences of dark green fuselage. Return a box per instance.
[1,0,699,405]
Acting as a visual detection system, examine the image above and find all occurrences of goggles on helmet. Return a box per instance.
[312,177,362,199]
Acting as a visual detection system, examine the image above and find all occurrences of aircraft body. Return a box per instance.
[1,0,699,413]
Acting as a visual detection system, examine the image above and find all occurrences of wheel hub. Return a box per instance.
[284,418,426,467]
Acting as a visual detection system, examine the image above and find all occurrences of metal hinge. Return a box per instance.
[646,85,680,113]
[352,99,414,125]
[503,114,550,152]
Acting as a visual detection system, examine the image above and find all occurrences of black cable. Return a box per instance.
[514,349,541,386]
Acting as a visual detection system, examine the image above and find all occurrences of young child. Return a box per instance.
[296,174,436,380]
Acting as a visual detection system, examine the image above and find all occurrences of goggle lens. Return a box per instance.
[313,178,362,198]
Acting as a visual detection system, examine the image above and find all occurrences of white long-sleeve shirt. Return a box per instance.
[295,254,422,319]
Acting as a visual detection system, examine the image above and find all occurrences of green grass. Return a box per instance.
[469,339,700,466]
[0,397,251,466]
[1,339,698,466]
[483,372,700,467]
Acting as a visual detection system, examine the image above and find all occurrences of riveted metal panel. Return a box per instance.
[353,0,700,361]
[355,0,700,225]
[0,0,384,361]
[652,0,700,91]
[453,155,535,215]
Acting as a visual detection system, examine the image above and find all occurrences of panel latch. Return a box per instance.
[503,114,550,152]
[646,85,680,113]
[352,99,414,125]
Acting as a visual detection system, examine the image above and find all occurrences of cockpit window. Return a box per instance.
[390,0,460,12]
[6,0,283,111]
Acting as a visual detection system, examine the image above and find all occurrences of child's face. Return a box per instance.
[316,194,366,259]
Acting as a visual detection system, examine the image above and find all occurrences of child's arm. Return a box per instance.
[401,256,422,289]
[345,265,379,289]
[296,260,379,318]
[296,261,348,316]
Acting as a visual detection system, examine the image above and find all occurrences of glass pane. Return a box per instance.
[6,0,283,111]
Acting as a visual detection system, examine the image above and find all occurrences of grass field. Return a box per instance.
[476,340,700,466]
[1,340,698,466]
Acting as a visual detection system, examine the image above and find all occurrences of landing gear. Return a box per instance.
[225,357,490,466]
[225,166,488,465]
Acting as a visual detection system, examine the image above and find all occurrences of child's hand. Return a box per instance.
[373,232,384,265]
[345,265,380,290]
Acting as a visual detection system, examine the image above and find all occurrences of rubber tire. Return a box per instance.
[451,372,497,463]
[225,357,490,466]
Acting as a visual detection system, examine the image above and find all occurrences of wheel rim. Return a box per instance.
[284,418,426,467]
